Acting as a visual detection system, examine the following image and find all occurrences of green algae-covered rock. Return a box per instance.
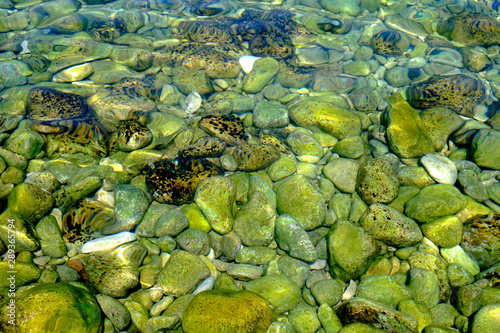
[310,279,344,306]
[356,158,399,205]
[35,215,67,258]
[338,297,418,332]
[441,245,480,276]
[471,129,500,170]
[7,183,53,223]
[233,190,276,246]
[0,260,40,290]
[420,107,464,151]
[182,289,275,333]
[172,66,213,95]
[339,323,387,332]
[409,268,440,309]
[195,176,235,235]
[253,100,289,128]
[243,57,279,94]
[471,304,500,333]
[320,0,361,16]
[0,210,39,252]
[275,214,318,263]
[175,229,210,255]
[323,157,359,193]
[267,155,297,182]
[360,203,422,247]
[244,274,301,314]
[95,294,131,331]
[155,250,210,296]
[289,304,322,333]
[421,215,463,248]
[154,209,189,237]
[384,93,434,158]
[275,175,326,231]
[327,220,381,281]
[289,100,361,140]
[0,282,102,333]
[356,275,412,308]
[398,299,433,333]
[430,303,459,328]
[4,129,44,159]
[405,184,466,223]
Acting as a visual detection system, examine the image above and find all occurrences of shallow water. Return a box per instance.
[0,0,500,332]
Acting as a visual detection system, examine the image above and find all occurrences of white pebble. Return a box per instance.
[192,276,216,295]
[81,231,137,253]
[239,55,260,74]
[342,280,357,301]
[420,153,457,184]
[183,91,202,114]
[310,259,327,270]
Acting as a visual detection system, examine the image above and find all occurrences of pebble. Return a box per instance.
[420,154,458,185]
[81,231,137,253]
[239,55,260,74]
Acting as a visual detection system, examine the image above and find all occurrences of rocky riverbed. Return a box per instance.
[0,0,499,332]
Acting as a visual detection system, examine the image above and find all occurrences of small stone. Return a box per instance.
[253,100,289,128]
[420,154,458,185]
[245,274,301,314]
[420,215,463,248]
[275,214,318,263]
[441,245,480,276]
[471,303,500,333]
[356,158,400,205]
[311,279,344,306]
[357,275,412,308]
[243,57,279,94]
[175,229,210,255]
[154,209,189,237]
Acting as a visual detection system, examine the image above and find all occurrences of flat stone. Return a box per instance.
[81,231,137,253]
[420,154,458,185]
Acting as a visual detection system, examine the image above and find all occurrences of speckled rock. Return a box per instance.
[419,107,464,151]
[384,93,435,158]
[155,250,210,296]
[245,274,301,314]
[327,220,381,281]
[231,144,280,171]
[0,282,102,333]
[275,175,326,231]
[406,74,485,118]
[173,66,213,95]
[289,100,361,140]
[461,214,500,269]
[199,115,246,146]
[360,203,422,247]
[356,158,399,205]
[182,289,275,333]
[405,184,466,223]
[337,297,417,332]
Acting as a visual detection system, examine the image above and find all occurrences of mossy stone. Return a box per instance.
[244,274,301,314]
[289,100,361,140]
[405,184,466,223]
[155,250,210,296]
[275,175,326,231]
[327,220,381,281]
[0,282,102,333]
[182,289,275,333]
[356,275,412,308]
[35,215,67,258]
[420,215,463,248]
[7,183,53,223]
[384,93,434,158]
[243,58,280,94]
[356,158,399,205]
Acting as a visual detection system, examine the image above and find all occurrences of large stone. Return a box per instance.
[275,175,326,231]
[360,203,422,247]
[356,275,412,308]
[384,93,434,158]
[182,289,275,333]
[7,183,53,223]
[289,100,361,140]
[0,282,102,333]
[405,184,466,223]
[327,220,381,281]
[471,303,500,333]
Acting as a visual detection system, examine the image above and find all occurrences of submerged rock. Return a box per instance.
[182,289,275,333]
[0,282,102,333]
